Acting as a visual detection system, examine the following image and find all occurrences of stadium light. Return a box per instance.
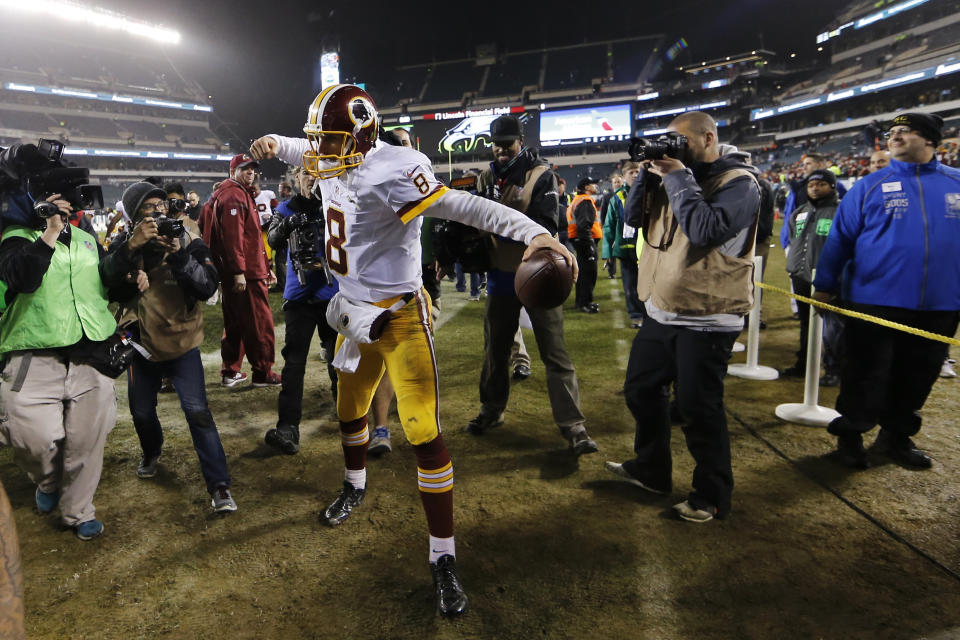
[0,0,181,44]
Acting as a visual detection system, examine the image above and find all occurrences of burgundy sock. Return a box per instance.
[339,417,368,470]
[413,434,454,538]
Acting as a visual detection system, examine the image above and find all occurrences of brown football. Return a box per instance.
[514,249,574,309]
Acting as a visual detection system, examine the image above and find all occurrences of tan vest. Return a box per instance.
[121,231,205,361]
[479,164,549,272]
[636,168,759,316]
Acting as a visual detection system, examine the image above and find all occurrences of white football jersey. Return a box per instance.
[254,189,277,226]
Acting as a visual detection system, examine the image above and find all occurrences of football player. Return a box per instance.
[250,84,576,616]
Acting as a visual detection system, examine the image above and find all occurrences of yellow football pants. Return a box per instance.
[335,289,440,445]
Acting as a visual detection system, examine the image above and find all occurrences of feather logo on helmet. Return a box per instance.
[348,97,376,131]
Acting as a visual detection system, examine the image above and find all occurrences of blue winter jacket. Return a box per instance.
[812,157,960,311]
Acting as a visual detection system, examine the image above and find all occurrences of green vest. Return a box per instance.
[0,225,116,355]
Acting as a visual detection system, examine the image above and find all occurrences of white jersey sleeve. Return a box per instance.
[427,189,548,245]
[267,134,310,167]
[362,146,449,224]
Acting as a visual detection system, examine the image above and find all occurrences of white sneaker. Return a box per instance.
[221,371,248,388]
[368,426,392,456]
[941,359,957,378]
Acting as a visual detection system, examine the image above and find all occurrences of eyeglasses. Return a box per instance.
[140,201,168,214]
[884,127,917,139]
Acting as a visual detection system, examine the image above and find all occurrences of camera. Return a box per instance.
[287,211,327,285]
[155,215,185,238]
[1,139,103,212]
[167,197,187,215]
[628,133,688,162]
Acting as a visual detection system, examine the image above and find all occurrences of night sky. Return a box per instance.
[47,1,849,148]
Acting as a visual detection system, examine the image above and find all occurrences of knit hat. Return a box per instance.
[490,115,523,144]
[805,169,836,188]
[889,113,944,145]
[122,182,167,221]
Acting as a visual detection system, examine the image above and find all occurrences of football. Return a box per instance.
[514,249,575,309]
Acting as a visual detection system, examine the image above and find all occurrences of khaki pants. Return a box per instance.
[0,353,116,526]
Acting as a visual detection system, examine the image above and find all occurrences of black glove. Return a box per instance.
[164,248,190,270]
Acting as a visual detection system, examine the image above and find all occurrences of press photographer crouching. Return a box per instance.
[262,167,337,455]
[606,112,761,523]
[0,141,138,540]
[109,182,237,513]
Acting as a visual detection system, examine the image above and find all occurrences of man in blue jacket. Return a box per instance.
[813,113,960,469]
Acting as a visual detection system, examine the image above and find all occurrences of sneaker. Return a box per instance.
[321,481,366,526]
[578,305,599,314]
[35,487,60,514]
[568,430,599,456]
[835,433,870,469]
[211,487,238,513]
[819,372,841,387]
[464,412,504,435]
[872,429,932,469]
[368,426,392,456]
[941,359,957,378]
[631,320,643,329]
[264,424,300,455]
[221,371,248,388]
[137,455,160,479]
[467,295,480,302]
[588,303,599,311]
[252,371,282,388]
[673,500,717,523]
[511,364,531,381]
[430,554,468,616]
[75,519,104,540]
[603,461,669,494]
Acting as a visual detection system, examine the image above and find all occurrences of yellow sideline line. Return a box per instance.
[756,281,960,347]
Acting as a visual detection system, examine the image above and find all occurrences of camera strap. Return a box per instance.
[10,352,32,393]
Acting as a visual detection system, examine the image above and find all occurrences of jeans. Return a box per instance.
[128,348,230,492]
[619,251,644,321]
[278,299,338,427]
[454,262,482,297]
[623,317,737,516]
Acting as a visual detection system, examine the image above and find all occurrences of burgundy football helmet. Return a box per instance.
[302,84,379,179]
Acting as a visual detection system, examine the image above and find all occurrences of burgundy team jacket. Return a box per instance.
[203,179,270,280]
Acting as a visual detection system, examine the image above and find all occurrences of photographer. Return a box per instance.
[465,115,598,456]
[110,182,236,512]
[164,182,201,237]
[605,112,761,523]
[0,143,139,540]
[262,167,338,455]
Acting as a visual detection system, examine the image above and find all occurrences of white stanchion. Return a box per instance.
[775,278,840,426]
[729,256,779,381]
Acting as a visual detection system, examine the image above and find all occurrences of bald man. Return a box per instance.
[868,150,891,173]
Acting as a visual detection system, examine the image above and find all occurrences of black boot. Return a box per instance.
[835,433,869,469]
[873,429,932,469]
[264,423,300,455]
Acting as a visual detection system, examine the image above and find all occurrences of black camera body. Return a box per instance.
[155,215,185,238]
[167,198,187,215]
[287,210,327,285]
[628,133,688,163]
[2,139,103,213]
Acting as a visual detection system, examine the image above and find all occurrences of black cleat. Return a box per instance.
[321,481,366,526]
[430,555,467,616]
[264,424,300,455]
[512,364,531,381]
[464,412,504,435]
[568,430,599,456]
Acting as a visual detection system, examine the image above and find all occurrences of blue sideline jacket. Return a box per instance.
[813,158,960,311]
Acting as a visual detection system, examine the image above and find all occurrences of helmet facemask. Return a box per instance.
[302,130,362,180]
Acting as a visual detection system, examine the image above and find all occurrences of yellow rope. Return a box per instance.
[755,281,960,347]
